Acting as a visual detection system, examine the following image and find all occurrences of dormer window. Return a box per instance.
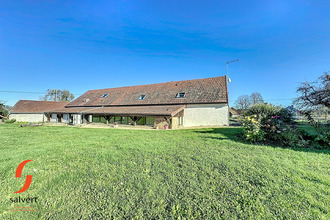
[138,95,146,100]
[101,93,108,98]
[176,92,185,98]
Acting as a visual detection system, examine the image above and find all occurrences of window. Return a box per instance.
[146,117,155,125]
[176,92,185,98]
[101,93,108,98]
[138,95,146,100]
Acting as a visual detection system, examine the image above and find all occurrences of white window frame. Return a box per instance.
[138,95,146,100]
[176,92,185,98]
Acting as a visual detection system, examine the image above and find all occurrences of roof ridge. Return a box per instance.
[18,100,69,102]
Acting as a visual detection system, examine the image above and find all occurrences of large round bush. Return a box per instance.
[246,103,293,123]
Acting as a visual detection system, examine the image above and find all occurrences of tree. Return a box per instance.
[40,89,75,102]
[294,72,330,110]
[0,100,11,117]
[0,101,6,117]
[235,95,252,110]
[294,72,329,146]
[250,92,264,105]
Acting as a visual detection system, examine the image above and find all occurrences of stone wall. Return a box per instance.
[171,117,179,129]
[173,110,184,129]
[9,113,47,123]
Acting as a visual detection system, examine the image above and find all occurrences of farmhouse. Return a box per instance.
[9,100,68,123]
[11,76,230,129]
[229,107,240,118]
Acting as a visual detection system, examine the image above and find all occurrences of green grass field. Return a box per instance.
[1,124,329,219]
[297,124,319,136]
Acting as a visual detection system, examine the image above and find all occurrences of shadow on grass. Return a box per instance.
[194,127,242,139]
[194,127,330,155]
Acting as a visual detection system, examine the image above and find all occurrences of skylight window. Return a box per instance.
[138,95,146,100]
[176,92,186,98]
[101,93,108,98]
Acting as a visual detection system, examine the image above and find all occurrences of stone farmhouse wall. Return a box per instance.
[9,113,47,123]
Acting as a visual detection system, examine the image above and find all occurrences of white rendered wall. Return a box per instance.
[72,114,82,124]
[9,113,46,123]
[183,104,229,127]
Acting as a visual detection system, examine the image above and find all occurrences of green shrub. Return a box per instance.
[276,126,310,148]
[243,105,313,148]
[246,103,293,123]
[314,131,330,149]
[4,119,16,123]
[16,121,30,125]
[242,115,265,142]
[261,116,282,141]
[243,115,309,148]
[303,111,330,149]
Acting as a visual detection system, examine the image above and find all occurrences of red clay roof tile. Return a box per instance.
[10,100,69,113]
[67,76,228,107]
[49,105,185,116]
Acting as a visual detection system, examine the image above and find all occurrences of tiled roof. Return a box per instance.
[45,107,99,114]
[229,107,239,115]
[10,100,69,113]
[49,105,185,116]
[67,76,228,107]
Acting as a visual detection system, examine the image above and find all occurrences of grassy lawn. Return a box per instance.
[297,125,318,136]
[0,124,329,219]
[296,124,319,136]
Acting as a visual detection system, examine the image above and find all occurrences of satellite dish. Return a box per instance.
[228,77,232,83]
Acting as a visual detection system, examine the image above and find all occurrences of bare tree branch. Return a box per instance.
[294,72,330,110]
[40,89,75,102]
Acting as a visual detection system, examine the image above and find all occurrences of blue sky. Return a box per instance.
[0,0,329,107]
